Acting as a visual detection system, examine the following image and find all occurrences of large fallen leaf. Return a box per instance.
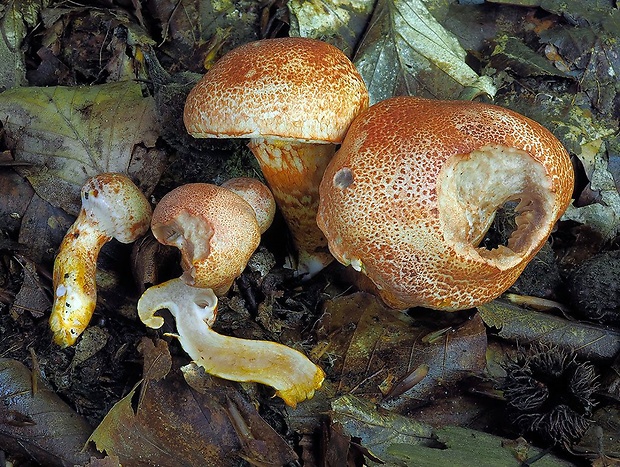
[89,340,297,467]
[318,293,487,411]
[0,358,92,466]
[353,0,496,104]
[388,425,575,466]
[332,395,572,466]
[288,0,375,55]
[478,300,620,361]
[0,81,165,215]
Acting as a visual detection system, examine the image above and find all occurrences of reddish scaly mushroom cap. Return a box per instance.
[151,183,261,295]
[183,37,368,142]
[317,97,574,310]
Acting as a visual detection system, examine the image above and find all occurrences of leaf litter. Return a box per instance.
[1,0,620,465]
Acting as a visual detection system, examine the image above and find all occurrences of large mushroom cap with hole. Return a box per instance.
[151,183,261,295]
[183,37,369,143]
[317,96,574,310]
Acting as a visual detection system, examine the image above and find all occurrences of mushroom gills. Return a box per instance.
[437,145,556,270]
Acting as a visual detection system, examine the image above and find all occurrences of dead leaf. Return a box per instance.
[536,7,620,114]
[137,337,172,383]
[9,254,50,320]
[0,358,93,467]
[145,0,260,73]
[331,394,438,459]
[387,425,575,466]
[0,81,164,215]
[89,350,297,467]
[288,0,375,55]
[489,35,566,77]
[318,293,487,411]
[0,170,34,235]
[352,0,496,104]
[0,0,43,90]
[478,300,620,360]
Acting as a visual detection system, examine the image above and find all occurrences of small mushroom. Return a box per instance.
[138,180,324,406]
[149,182,264,295]
[317,97,574,310]
[184,37,369,278]
[50,173,152,347]
[221,177,276,234]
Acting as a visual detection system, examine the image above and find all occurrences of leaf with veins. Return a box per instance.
[354,0,496,104]
[0,81,162,215]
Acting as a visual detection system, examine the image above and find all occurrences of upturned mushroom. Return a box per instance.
[183,37,369,277]
[148,182,265,294]
[50,173,152,347]
[138,181,324,407]
[317,97,574,310]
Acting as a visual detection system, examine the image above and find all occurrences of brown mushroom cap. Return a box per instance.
[317,96,574,310]
[151,183,261,295]
[183,37,369,143]
[220,177,276,234]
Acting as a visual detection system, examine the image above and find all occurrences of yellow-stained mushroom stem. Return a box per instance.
[138,278,325,407]
[248,137,334,277]
[50,173,152,347]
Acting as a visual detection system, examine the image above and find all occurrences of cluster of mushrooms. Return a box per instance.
[49,37,574,407]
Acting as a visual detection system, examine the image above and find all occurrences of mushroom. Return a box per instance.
[183,37,369,278]
[138,180,324,407]
[221,177,276,234]
[317,96,574,310]
[50,173,152,347]
[148,182,263,295]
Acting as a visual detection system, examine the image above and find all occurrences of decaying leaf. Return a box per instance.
[9,254,50,320]
[17,192,74,264]
[146,0,260,73]
[478,300,620,361]
[331,394,438,461]
[489,34,566,77]
[0,358,92,467]
[0,0,45,90]
[0,81,165,215]
[317,293,487,411]
[563,139,620,240]
[332,394,574,466]
[353,0,496,104]
[89,340,297,467]
[288,0,375,55]
[387,425,575,466]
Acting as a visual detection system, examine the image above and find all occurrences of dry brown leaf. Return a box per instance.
[89,342,297,467]
[318,292,487,411]
[0,358,92,467]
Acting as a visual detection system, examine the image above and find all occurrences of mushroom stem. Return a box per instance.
[49,173,152,347]
[49,210,109,347]
[138,278,325,407]
[248,137,334,277]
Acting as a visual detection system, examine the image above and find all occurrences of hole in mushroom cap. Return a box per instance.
[333,167,354,189]
[437,145,556,269]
